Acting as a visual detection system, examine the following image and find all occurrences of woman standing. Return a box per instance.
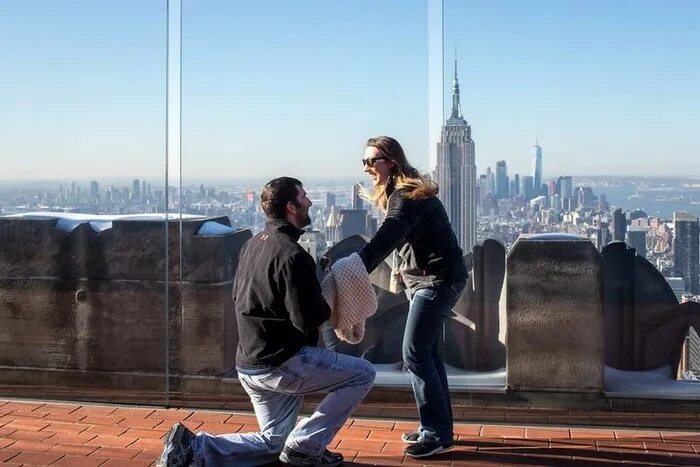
[357,136,468,459]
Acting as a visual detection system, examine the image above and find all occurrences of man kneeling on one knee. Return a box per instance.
[157,177,376,467]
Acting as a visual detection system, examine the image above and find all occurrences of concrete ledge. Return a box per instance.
[4,366,700,417]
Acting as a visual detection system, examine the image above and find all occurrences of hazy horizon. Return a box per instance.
[2,174,700,188]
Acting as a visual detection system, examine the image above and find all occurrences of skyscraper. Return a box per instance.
[673,212,699,294]
[574,186,595,209]
[478,174,488,207]
[132,179,140,201]
[435,59,476,251]
[521,175,534,201]
[558,176,573,211]
[495,160,509,200]
[483,167,495,198]
[596,221,611,251]
[351,183,364,210]
[509,179,518,199]
[627,224,647,258]
[612,208,627,242]
[532,141,543,197]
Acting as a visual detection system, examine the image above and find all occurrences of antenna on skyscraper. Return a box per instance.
[454,45,458,79]
[450,45,462,119]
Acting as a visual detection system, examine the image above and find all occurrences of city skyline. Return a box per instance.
[2,1,700,179]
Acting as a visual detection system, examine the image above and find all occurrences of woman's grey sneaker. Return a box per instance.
[400,431,420,444]
[279,446,344,466]
[404,439,455,458]
[156,422,195,467]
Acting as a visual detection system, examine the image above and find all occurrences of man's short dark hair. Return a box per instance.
[261,177,303,220]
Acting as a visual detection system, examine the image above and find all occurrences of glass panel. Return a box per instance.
[443,0,700,403]
[0,1,170,405]
[179,0,431,406]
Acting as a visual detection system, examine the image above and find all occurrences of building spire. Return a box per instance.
[450,54,462,119]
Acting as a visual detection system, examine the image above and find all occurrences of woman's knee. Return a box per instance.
[402,345,433,372]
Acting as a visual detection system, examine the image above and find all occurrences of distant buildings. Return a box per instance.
[666,277,686,303]
[435,59,476,251]
[680,326,700,379]
[90,180,99,204]
[673,212,699,294]
[298,230,325,262]
[337,209,368,240]
[243,191,256,211]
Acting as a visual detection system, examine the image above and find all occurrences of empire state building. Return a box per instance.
[435,60,476,251]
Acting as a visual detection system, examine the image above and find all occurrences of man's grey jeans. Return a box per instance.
[191,346,376,467]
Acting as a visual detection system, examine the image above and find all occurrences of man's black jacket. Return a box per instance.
[234,219,331,370]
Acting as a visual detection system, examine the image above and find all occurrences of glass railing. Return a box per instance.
[1,0,698,410]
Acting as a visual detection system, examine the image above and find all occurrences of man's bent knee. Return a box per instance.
[262,431,288,453]
[360,360,376,386]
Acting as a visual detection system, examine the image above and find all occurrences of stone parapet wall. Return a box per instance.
[1,221,697,404]
[0,217,250,387]
[506,234,605,392]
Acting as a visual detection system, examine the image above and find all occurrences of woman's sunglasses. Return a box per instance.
[361,156,389,167]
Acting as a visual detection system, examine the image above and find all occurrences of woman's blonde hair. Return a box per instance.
[361,136,438,212]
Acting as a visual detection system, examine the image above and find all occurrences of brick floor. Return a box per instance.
[0,398,699,466]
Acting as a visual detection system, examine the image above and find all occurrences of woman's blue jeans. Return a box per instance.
[404,281,463,444]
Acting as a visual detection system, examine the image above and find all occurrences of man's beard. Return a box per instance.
[300,214,312,228]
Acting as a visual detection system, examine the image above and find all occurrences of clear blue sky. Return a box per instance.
[1,0,698,180]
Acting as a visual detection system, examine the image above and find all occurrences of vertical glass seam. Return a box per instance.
[164,0,171,407]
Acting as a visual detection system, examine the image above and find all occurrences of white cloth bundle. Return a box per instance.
[321,253,377,344]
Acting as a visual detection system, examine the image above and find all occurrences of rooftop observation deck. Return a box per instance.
[1,215,699,465]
